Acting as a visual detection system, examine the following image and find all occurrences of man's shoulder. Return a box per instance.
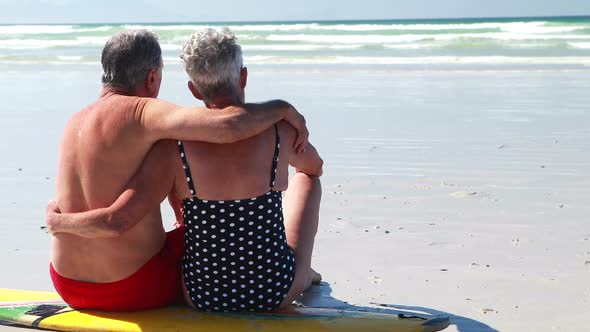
[138,97,178,114]
[105,95,153,113]
[64,96,157,139]
[92,95,155,124]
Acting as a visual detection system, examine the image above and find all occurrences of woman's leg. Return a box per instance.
[279,172,322,308]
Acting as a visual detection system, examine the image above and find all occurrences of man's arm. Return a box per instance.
[46,141,177,238]
[141,99,309,152]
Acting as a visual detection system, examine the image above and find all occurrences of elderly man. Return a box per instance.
[48,28,322,312]
[47,29,308,312]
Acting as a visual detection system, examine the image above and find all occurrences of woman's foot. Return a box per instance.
[310,268,322,285]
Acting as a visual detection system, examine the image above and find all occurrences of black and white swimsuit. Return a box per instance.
[178,125,296,312]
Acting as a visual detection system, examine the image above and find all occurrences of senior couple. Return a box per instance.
[45,28,323,313]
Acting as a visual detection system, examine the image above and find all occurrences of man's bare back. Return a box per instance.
[52,92,169,282]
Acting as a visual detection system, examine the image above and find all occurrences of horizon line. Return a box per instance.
[1,14,589,26]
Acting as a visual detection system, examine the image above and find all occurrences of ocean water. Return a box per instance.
[1,16,590,66]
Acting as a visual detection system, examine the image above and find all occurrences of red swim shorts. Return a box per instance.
[49,227,184,311]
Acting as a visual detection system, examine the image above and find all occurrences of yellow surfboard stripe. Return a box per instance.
[1,289,447,332]
[36,307,425,332]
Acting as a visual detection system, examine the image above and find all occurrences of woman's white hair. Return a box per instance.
[180,28,243,100]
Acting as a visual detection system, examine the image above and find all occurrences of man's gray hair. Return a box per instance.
[101,29,163,91]
[180,28,243,100]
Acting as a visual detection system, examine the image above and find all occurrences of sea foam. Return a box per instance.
[1,18,589,67]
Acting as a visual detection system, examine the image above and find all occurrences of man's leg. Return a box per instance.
[280,172,322,308]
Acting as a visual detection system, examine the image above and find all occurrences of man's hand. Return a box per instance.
[45,200,61,235]
[283,106,309,153]
[45,200,120,238]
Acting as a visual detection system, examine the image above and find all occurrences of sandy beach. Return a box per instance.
[1,57,590,332]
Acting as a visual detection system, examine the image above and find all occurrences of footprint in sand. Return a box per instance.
[450,191,478,198]
[369,276,383,284]
[481,308,498,314]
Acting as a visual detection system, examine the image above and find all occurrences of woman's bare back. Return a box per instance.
[173,122,295,201]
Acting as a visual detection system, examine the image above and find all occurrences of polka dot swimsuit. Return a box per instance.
[178,125,296,312]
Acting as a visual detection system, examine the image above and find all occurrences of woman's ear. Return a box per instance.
[188,81,204,100]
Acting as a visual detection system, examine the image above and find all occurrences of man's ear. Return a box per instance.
[146,68,160,95]
[240,67,248,89]
[188,81,204,100]
[146,68,158,85]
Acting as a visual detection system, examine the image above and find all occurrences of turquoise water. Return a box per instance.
[1,16,590,65]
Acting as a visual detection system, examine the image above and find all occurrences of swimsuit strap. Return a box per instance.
[269,124,280,189]
[177,140,197,197]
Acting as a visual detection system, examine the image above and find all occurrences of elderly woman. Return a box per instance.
[47,28,323,313]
